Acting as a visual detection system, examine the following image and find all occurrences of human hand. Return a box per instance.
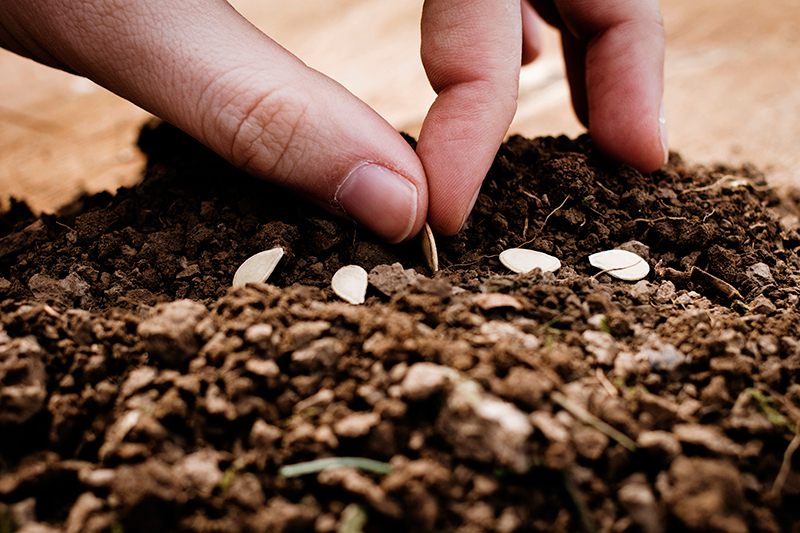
[1,0,429,242]
[420,0,668,235]
[523,0,668,172]
[0,0,666,242]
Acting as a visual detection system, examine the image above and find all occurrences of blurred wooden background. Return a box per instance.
[0,0,797,213]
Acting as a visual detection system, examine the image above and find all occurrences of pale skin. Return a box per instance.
[0,0,666,242]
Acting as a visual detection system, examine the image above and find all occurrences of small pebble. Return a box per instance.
[400,362,456,401]
[333,412,381,438]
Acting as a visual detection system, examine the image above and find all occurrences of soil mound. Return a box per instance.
[1,121,799,532]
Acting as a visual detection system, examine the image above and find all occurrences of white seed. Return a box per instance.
[421,221,439,274]
[332,265,368,304]
[232,247,284,287]
[588,249,650,281]
[499,248,561,274]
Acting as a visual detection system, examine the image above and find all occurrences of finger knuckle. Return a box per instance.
[203,83,310,181]
[229,89,310,179]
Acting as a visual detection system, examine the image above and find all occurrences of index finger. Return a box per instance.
[417,0,522,235]
[532,0,668,172]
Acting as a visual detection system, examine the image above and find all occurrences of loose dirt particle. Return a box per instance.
[658,456,748,533]
[137,299,207,366]
[0,337,47,424]
[333,412,382,438]
[437,380,533,473]
[400,362,456,401]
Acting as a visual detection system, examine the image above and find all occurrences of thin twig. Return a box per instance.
[755,384,800,430]
[702,209,716,223]
[678,174,741,195]
[551,391,637,452]
[632,216,688,224]
[55,220,74,232]
[537,306,575,335]
[41,304,61,318]
[596,368,618,397]
[679,175,731,194]
[441,256,490,272]
[771,432,800,499]
[519,195,570,248]
[594,180,619,201]
[690,266,742,301]
[562,470,597,533]
[679,174,772,195]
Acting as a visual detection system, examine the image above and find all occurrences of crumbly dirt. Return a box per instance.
[1,120,800,533]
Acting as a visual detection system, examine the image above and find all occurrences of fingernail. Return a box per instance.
[659,99,669,164]
[336,163,418,243]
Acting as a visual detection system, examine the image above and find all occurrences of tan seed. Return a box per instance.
[232,247,284,287]
[332,265,368,304]
[421,221,439,274]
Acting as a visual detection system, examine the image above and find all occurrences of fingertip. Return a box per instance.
[427,184,481,237]
[590,110,668,174]
[551,0,666,173]
[521,0,542,65]
[582,22,666,173]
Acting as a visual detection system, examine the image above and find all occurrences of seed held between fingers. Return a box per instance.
[421,222,439,275]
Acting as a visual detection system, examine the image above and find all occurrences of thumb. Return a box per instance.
[2,0,427,243]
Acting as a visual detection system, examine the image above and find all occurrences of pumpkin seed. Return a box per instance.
[499,248,561,274]
[332,265,368,304]
[421,221,439,274]
[232,247,284,287]
[588,249,650,280]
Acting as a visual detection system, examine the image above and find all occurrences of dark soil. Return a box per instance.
[2,120,800,533]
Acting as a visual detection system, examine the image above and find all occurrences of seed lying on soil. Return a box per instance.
[499,248,561,274]
[588,249,650,281]
[232,247,284,287]
[331,265,368,304]
[421,222,439,274]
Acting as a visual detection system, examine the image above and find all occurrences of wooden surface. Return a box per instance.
[1,0,798,214]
